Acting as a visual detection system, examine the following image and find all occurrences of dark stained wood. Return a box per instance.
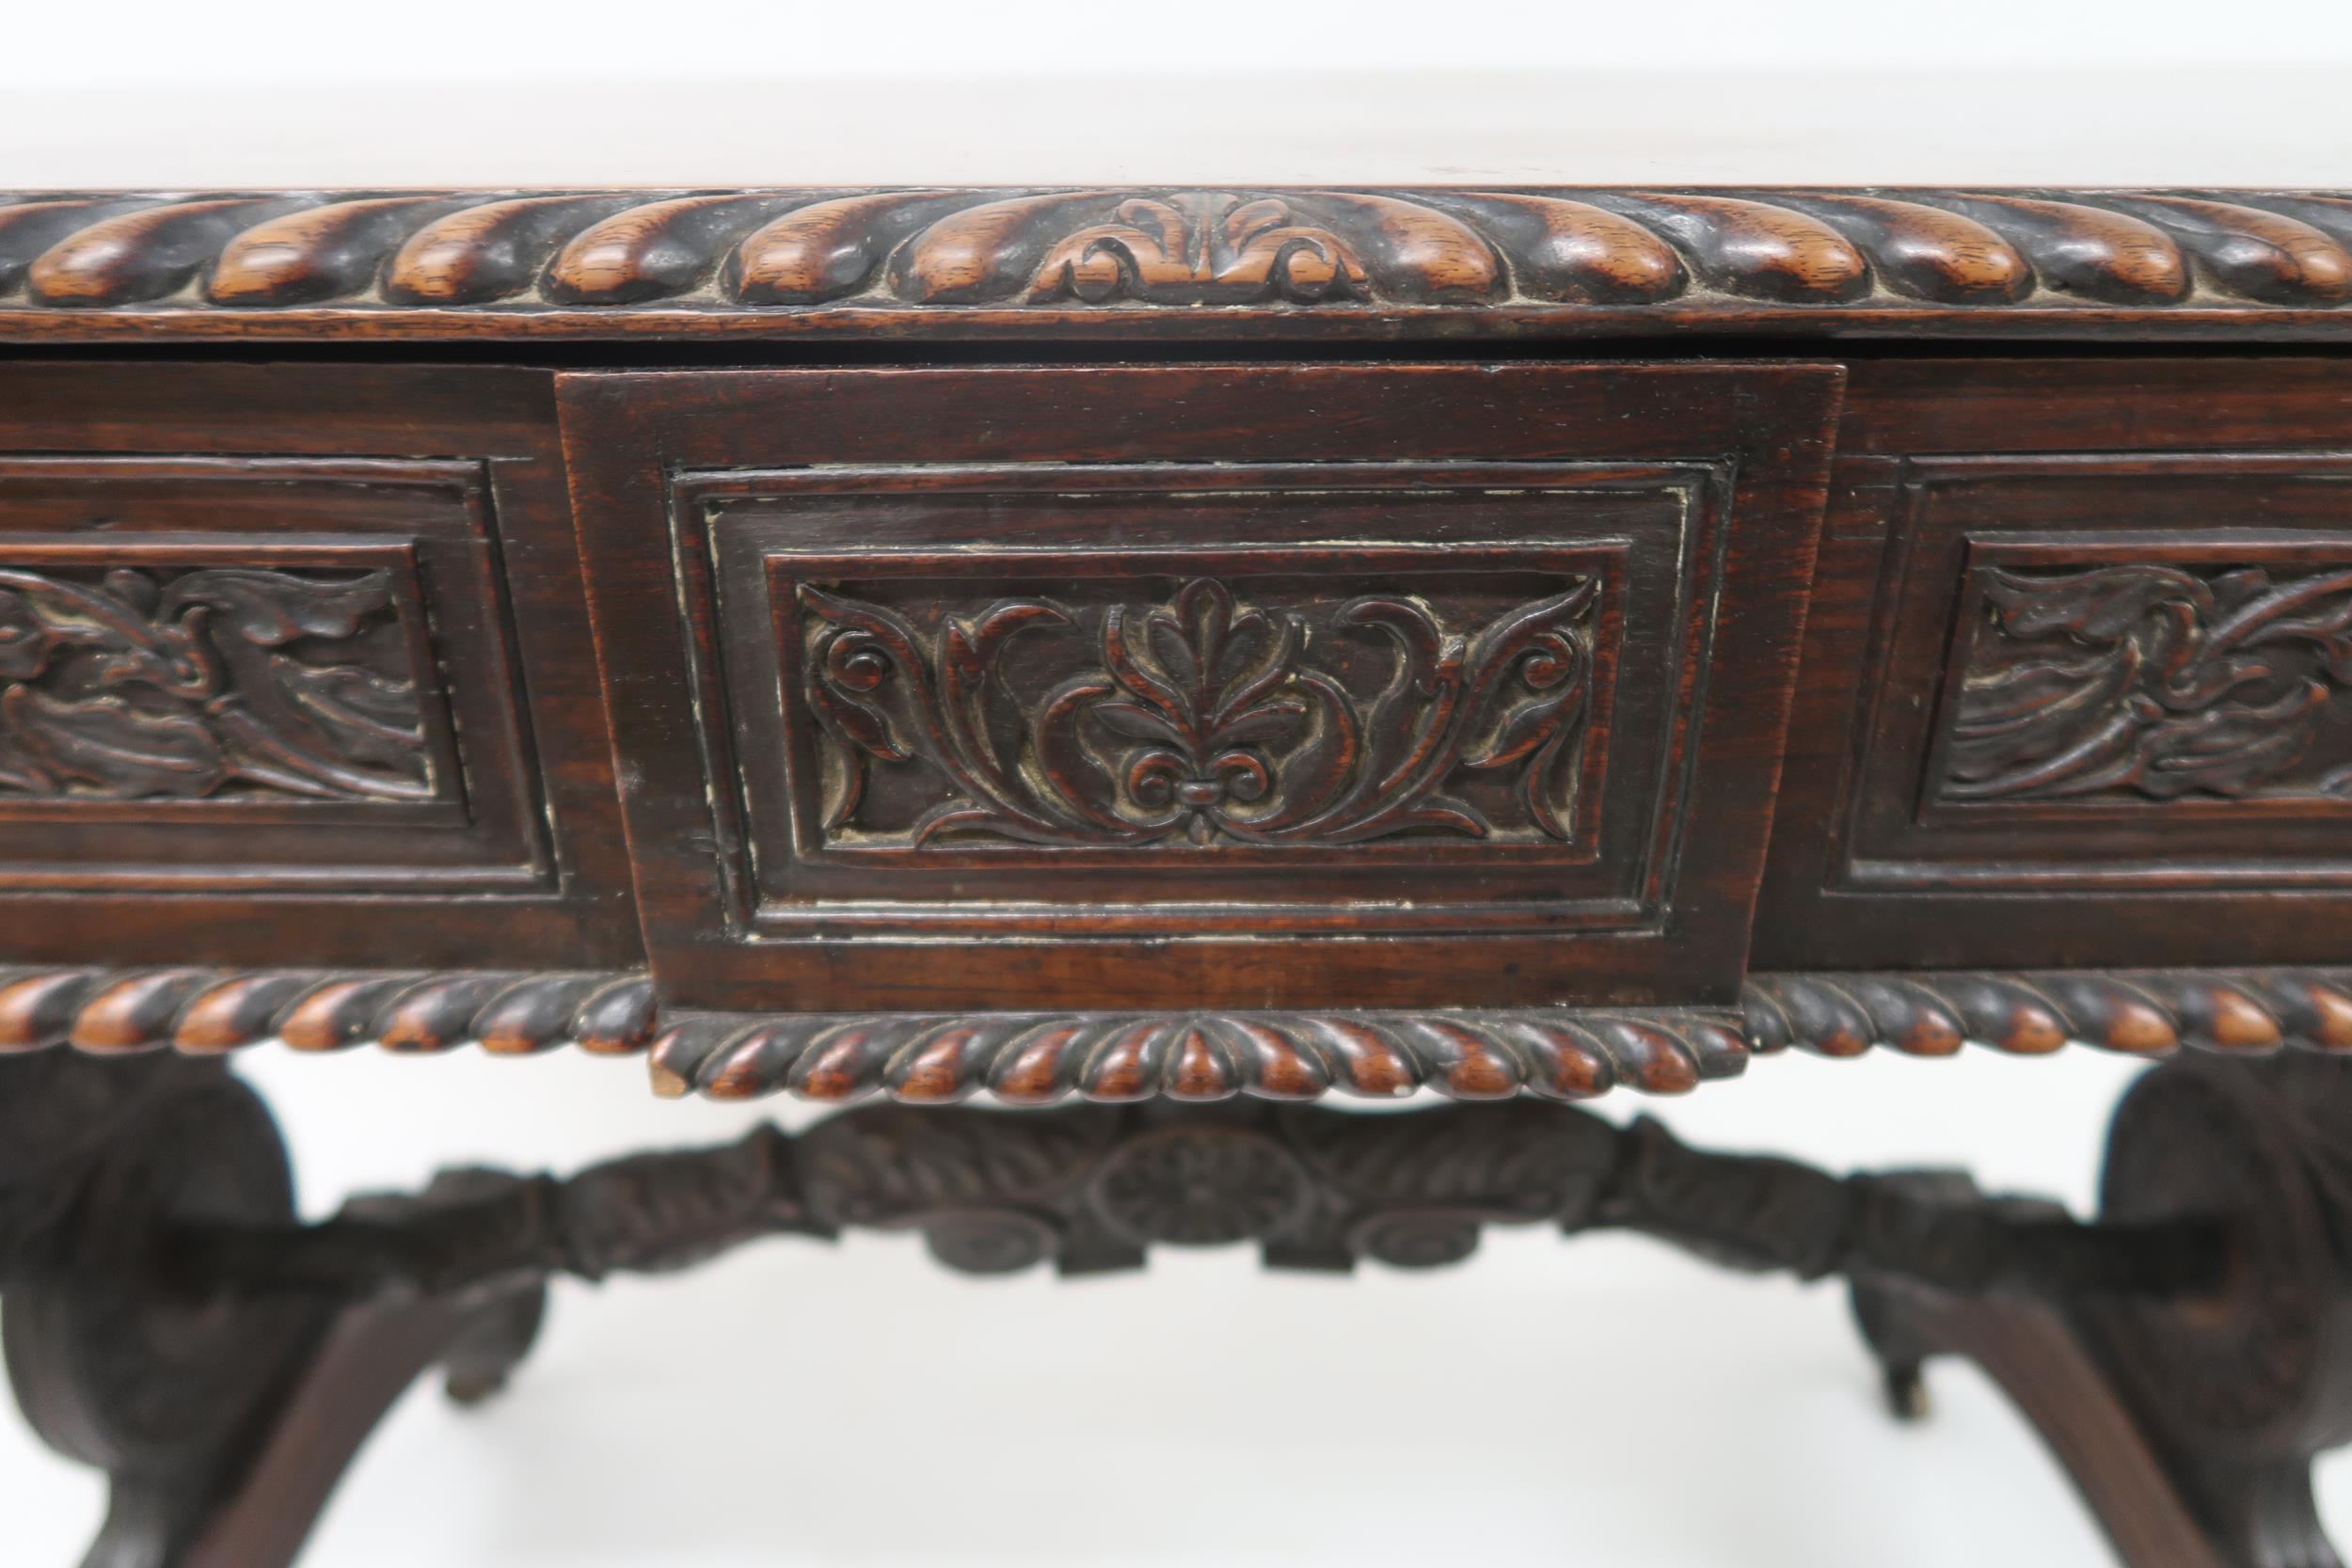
[560,362,1840,1011]
[10,184,2352,1568]
[0,462,536,879]
[0,363,641,970]
[153,1283,548,1568]
[1756,357,2352,972]
[1852,1280,2233,1568]
[18,1051,2328,1568]
[1858,1053,2352,1568]
[4,188,2352,341]
[0,1051,543,1568]
[11,961,2352,1109]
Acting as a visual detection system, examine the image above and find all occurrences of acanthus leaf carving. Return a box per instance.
[15,187,2352,329]
[1940,562,2352,804]
[1029,193,1369,305]
[799,575,1596,850]
[0,565,436,804]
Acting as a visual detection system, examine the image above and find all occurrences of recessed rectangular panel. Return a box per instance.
[686,467,1695,936]
[1758,356,2352,976]
[1842,457,2352,891]
[1927,545,2352,815]
[0,541,460,824]
[0,362,644,971]
[562,363,1842,1010]
[0,458,547,889]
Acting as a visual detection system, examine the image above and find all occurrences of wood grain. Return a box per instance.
[0,364,643,971]
[1756,359,2352,973]
[561,363,1838,1012]
[6,963,2347,1105]
[3,188,2351,340]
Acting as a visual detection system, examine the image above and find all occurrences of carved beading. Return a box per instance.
[5,965,2348,1101]
[1740,969,2352,1059]
[644,1007,1748,1103]
[0,968,660,1059]
[8,189,2352,338]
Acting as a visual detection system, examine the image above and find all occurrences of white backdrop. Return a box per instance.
[5,0,2352,186]
[6,2,2352,1561]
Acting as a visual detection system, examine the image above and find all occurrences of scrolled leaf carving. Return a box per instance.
[1030,193,1369,305]
[799,576,1597,849]
[0,565,434,803]
[1939,562,2352,803]
[14,187,2352,337]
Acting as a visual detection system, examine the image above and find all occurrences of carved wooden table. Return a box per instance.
[5,186,2352,1568]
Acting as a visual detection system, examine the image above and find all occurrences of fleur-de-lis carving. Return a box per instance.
[799,576,1597,850]
[1076,579,1325,844]
[1031,194,1369,305]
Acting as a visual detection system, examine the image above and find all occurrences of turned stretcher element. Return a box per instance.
[1,1050,2335,1568]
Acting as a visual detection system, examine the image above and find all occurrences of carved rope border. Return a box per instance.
[1,964,2345,1104]
[3,189,2351,337]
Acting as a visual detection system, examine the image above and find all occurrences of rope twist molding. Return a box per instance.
[4,188,2350,337]
[3,965,2346,1103]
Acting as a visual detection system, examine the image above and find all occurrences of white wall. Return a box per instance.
[4,0,2352,185]
[5,3,2352,1561]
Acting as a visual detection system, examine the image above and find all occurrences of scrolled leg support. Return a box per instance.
[1854,1053,2352,1568]
[0,1056,544,1568]
[3,1060,2328,1568]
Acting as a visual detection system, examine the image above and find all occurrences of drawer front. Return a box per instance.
[1758,358,2352,970]
[563,363,1841,1010]
[0,364,640,969]
[0,457,533,880]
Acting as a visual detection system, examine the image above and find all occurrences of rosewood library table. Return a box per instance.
[5,185,2352,1568]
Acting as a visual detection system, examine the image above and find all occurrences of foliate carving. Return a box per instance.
[1032,194,1368,304]
[541,1127,819,1279]
[798,1106,1118,1273]
[8,189,2352,337]
[802,576,1595,849]
[13,1055,2324,1568]
[1939,564,2352,803]
[229,1101,1632,1286]
[135,1095,2202,1303]
[0,565,433,803]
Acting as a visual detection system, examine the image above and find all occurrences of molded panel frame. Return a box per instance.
[0,362,643,970]
[1757,356,2352,973]
[0,457,548,888]
[562,362,1842,1012]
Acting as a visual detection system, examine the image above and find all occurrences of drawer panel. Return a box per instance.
[562,363,1842,1010]
[1758,358,2352,970]
[0,363,641,969]
[703,465,1679,924]
[0,457,537,882]
[1851,455,2352,883]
